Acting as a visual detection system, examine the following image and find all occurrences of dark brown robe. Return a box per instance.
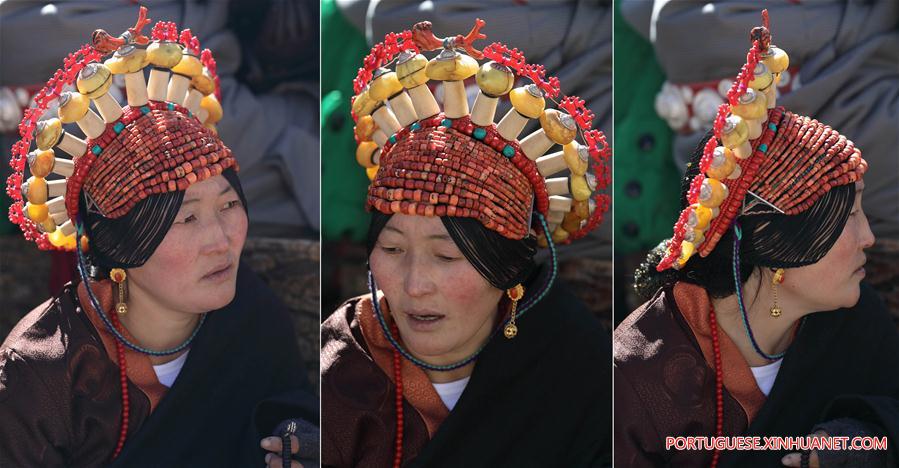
[0,265,312,467]
[614,281,899,467]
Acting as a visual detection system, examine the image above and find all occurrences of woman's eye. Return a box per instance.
[379,245,402,254]
[436,254,460,262]
[178,214,198,224]
[221,200,241,211]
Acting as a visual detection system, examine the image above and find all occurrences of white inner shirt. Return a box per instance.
[431,376,470,411]
[152,350,189,388]
[750,358,783,396]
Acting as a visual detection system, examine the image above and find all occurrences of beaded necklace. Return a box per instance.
[76,224,206,356]
[75,225,206,460]
[378,213,557,467]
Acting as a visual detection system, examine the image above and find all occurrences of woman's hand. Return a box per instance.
[260,435,302,468]
[781,430,827,467]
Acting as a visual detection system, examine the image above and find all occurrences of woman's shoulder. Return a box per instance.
[2,285,81,362]
[321,294,376,374]
[613,286,689,365]
[1,285,87,401]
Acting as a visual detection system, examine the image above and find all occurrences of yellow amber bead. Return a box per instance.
[25,177,48,205]
[49,229,67,247]
[687,203,714,230]
[76,63,113,99]
[730,88,767,120]
[677,241,696,267]
[762,46,789,74]
[509,85,545,119]
[171,53,203,77]
[562,142,589,176]
[561,211,582,233]
[200,95,223,124]
[191,69,216,95]
[354,115,376,142]
[80,235,90,252]
[369,70,403,102]
[35,119,62,151]
[396,53,429,88]
[706,146,737,179]
[699,178,728,208]
[720,115,748,149]
[425,50,478,81]
[63,234,77,251]
[25,202,49,223]
[570,174,593,202]
[57,92,91,123]
[105,45,148,74]
[351,90,378,118]
[572,199,591,220]
[539,109,578,146]
[28,150,56,178]
[146,41,183,69]
[356,141,379,168]
[476,62,514,97]
[685,228,705,246]
[39,216,57,233]
[366,165,379,181]
[748,62,773,91]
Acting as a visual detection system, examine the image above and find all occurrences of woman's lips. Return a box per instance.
[403,310,446,331]
[202,263,233,282]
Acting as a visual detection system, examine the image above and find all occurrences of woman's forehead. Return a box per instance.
[183,175,232,201]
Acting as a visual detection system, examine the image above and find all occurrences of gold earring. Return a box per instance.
[110,268,128,315]
[504,284,525,339]
[770,268,784,317]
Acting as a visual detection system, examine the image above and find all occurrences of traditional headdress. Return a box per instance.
[351,19,611,248]
[6,6,234,254]
[656,10,866,272]
[4,7,235,460]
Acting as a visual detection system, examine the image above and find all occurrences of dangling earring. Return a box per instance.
[110,268,128,315]
[770,268,784,317]
[504,284,525,339]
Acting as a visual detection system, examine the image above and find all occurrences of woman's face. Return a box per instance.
[127,175,247,314]
[369,214,504,366]
[782,181,875,311]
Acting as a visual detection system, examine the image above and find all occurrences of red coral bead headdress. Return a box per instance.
[657,10,866,271]
[7,6,236,252]
[351,19,611,247]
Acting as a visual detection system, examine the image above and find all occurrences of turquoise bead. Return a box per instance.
[140,106,151,114]
[113,122,125,134]
[411,122,421,131]
[473,128,487,140]
[758,143,768,153]
[388,134,397,144]
[91,145,102,155]
[441,118,452,128]
[502,145,515,158]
